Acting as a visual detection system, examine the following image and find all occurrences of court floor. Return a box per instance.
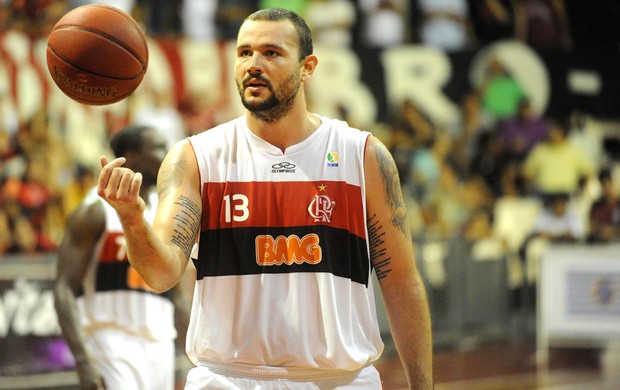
[375,340,620,390]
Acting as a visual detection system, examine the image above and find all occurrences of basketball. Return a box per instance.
[46,4,148,105]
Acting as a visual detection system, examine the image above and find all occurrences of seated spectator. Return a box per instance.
[530,192,586,242]
[497,98,550,162]
[522,118,594,197]
[588,168,620,243]
[521,192,585,285]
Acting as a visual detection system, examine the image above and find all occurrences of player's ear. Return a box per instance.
[301,54,318,82]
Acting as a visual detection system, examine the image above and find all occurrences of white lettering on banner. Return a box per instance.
[0,278,60,337]
[381,45,460,128]
[307,46,377,128]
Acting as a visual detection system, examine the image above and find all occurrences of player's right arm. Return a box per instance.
[98,140,201,292]
[53,200,106,390]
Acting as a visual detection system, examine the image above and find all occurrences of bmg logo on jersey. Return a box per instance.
[326,152,339,167]
[255,234,322,266]
[272,161,296,173]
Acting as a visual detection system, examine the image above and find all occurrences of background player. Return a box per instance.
[54,125,191,390]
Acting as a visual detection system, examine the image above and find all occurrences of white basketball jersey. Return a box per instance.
[186,116,384,377]
[77,188,176,341]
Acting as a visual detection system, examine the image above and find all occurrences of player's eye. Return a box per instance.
[238,49,252,57]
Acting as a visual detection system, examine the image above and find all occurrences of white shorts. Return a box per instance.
[85,327,175,390]
[184,364,383,389]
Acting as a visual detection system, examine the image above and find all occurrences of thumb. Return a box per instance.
[100,155,109,168]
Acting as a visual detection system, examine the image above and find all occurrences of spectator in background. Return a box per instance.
[136,0,182,37]
[0,208,13,255]
[415,0,475,52]
[215,0,258,41]
[61,163,95,216]
[520,191,585,288]
[179,0,218,41]
[132,86,187,149]
[409,130,452,203]
[305,0,356,48]
[497,97,549,162]
[388,99,436,185]
[467,0,517,46]
[522,118,593,197]
[358,0,408,48]
[530,192,586,243]
[588,167,620,243]
[513,0,572,51]
[479,55,527,126]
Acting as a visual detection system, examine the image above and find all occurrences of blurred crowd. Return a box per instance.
[1,0,620,300]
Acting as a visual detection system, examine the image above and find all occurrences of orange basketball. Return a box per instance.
[46,4,148,105]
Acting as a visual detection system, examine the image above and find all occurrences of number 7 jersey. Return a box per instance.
[186,116,384,377]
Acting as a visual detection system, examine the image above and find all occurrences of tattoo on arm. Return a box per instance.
[374,141,410,236]
[156,149,200,259]
[171,195,201,259]
[368,214,392,280]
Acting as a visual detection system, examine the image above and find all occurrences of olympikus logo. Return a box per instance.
[272,161,296,173]
[255,234,322,266]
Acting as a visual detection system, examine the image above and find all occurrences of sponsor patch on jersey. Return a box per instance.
[326,152,339,167]
[272,161,296,173]
[255,233,322,266]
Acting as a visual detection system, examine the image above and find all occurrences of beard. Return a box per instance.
[237,71,301,123]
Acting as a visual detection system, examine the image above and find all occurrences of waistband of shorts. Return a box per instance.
[197,360,374,381]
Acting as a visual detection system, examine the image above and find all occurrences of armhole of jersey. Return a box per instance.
[187,138,203,196]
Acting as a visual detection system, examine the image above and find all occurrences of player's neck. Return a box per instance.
[246,108,321,153]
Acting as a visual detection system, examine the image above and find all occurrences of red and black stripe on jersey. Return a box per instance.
[193,180,370,286]
[77,232,173,299]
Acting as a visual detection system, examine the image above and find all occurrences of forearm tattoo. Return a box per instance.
[158,154,200,259]
[368,213,392,280]
[374,141,410,236]
[172,195,201,259]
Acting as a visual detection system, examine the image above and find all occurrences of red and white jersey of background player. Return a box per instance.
[187,115,384,377]
[77,188,177,342]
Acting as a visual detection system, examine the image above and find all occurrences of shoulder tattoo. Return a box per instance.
[373,141,410,236]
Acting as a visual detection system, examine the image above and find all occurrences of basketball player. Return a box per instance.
[54,125,190,390]
[97,8,433,389]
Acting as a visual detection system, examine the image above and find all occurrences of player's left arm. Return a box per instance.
[364,135,434,389]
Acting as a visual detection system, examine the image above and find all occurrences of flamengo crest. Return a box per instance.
[308,194,335,223]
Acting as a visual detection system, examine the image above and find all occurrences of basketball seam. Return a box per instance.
[48,44,142,81]
[90,4,149,38]
[52,25,147,70]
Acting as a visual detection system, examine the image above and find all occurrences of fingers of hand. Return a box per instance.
[99,166,140,201]
[97,157,127,197]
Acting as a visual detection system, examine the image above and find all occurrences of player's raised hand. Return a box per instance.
[98,156,146,217]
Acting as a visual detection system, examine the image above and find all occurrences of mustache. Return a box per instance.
[243,75,271,88]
